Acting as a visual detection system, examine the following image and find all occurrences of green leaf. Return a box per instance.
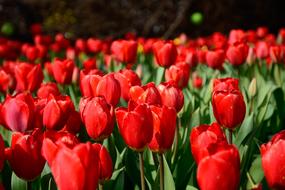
[235,114,254,147]
[155,67,165,85]
[246,155,264,189]
[162,155,176,190]
[186,185,198,190]
[11,172,27,190]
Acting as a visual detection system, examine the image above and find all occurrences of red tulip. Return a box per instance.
[93,143,113,181]
[15,62,43,92]
[43,140,99,190]
[79,69,104,97]
[1,93,36,132]
[256,27,269,39]
[157,81,184,112]
[30,23,42,36]
[153,40,177,67]
[5,129,45,181]
[96,73,121,106]
[165,62,190,89]
[55,33,70,49]
[0,69,11,93]
[111,40,138,64]
[190,122,227,163]
[114,69,141,101]
[79,97,114,141]
[62,110,82,134]
[43,95,75,130]
[37,82,61,99]
[0,134,5,171]
[177,48,198,67]
[87,38,103,53]
[129,82,161,106]
[255,41,269,59]
[261,130,285,189]
[115,103,153,151]
[226,42,249,66]
[212,78,246,129]
[75,38,87,52]
[148,105,176,153]
[228,29,246,44]
[83,58,97,70]
[192,74,203,89]
[52,59,75,84]
[270,45,284,63]
[206,50,225,69]
[197,143,240,190]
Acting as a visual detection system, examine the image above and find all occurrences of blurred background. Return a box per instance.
[0,0,284,40]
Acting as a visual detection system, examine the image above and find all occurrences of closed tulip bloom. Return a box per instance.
[165,62,190,89]
[0,69,11,93]
[75,38,87,53]
[206,49,225,69]
[153,40,177,67]
[79,97,114,141]
[0,134,4,171]
[129,82,161,106]
[52,59,75,84]
[261,130,285,189]
[37,82,61,99]
[25,46,39,61]
[1,93,36,132]
[62,110,82,134]
[83,58,97,70]
[5,129,45,181]
[255,41,269,59]
[79,69,104,97]
[43,140,99,190]
[114,69,141,101]
[270,45,284,63]
[87,38,103,53]
[212,78,246,129]
[228,29,246,44]
[96,73,121,106]
[111,40,138,64]
[115,103,153,151]
[15,62,43,92]
[190,122,227,164]
[197,143,240,190]
[157,81,184,112]
[43,95,75,130]
[148,105,176,153]
[226,42,249,66]
[192,73,203,89]
[93,143,113,181]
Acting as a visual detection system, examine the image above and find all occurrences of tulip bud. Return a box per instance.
[52,59,75,84]
[165,62,190,89]
[37,82,61,99]
[0,69,11,93]
[226,42,249,66]
[152,40,177,68]
[248,78,257,98]
[206,49,225,69]
[93,143,113,181]
[115,103,153,151]
[111,40,138,64]
[212,78,246,129]
[79,97,114,141]
[5,129,45,181]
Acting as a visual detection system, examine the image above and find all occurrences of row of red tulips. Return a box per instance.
[0,24,285,190]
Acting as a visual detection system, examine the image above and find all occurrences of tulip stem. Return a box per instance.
[159,153,164,190]
[228,129,233,144]
[171,122,179,164]
[27,181,32,190]
[99,182,104,190]
[139,151,146,190]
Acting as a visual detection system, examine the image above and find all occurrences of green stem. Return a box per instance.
[68,84,77,109]
[159,153,164,190]
[228,129,233,144]
[171,121,180,164]
[27,181,32,190]
[139,151,146,190]
[98,182,104,190]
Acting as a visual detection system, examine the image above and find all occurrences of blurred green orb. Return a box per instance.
[1,22,14,36]
[191,12,203,25]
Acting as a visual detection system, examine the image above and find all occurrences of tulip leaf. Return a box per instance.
[235,114,254,147]
[162,155,176,190]
[48,177,57,190]
[246,155,264,189]
[155,67,165,85]
[11,172,27,190]
[186,185,198,190]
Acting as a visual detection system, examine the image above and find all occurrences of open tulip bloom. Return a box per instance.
[1,26,285,190]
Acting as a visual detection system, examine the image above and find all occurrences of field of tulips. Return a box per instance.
[1,25,285,190]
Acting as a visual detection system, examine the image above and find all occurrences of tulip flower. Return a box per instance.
[226,42,249,66]
[129,82,161,106]
[261,130,285,189]
[192,74,203,89]
[79,97,114,141]
[212,78,246,130]
[165,62,190,89]
[111,40,138,64]
[157,81,184,112]
[255,41,269,59]
[83,58,97,70]
[152,40,177,67]
[75,38,87,53]
[114,69,141,101]
[228,29,246,44]
[42,140,99,190]
[1,93,36,132]
[270,45,284,63]
[206,49,225,69]
[5,129,45,181]
[0,134,5,171]
[52,59,75,85]
[190,122,227,163]
[43,95,75,130]
[93,143,113,181]
[197,143,240,190]
[148,105,176,152]
[79,69,104,97]
[0,69,11,93]
[87,38,103,53]
[37,82,61,99]
[15,62,43,92]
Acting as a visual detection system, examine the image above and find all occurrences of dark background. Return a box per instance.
[0,0,285,40]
